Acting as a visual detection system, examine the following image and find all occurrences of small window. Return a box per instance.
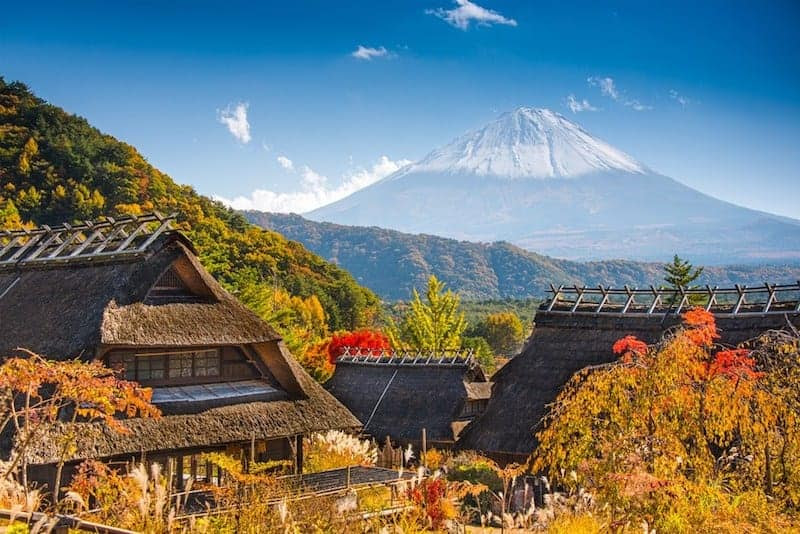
[111,349,224,384]
[169,353,193,379]
[138,355,165,380]
[194,350,220,377]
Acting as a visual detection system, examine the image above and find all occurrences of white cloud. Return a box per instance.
[587,76,619,100]
[627,99,652,111]
[669,89,691,107]
[218,102,251,143]
[216,155,413,214]
[587,76,652,111]
[276,155,294,171]
[565,94,598,113]
[351,45,392,60]
[427,0,517,30]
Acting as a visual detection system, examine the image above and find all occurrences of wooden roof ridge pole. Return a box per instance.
[763,282,776,314]
[704,285,718,311]
[595,285,610,314]
[45,225,86,258]
[90,223,130,255]
[25,228,64,260]
[7,230,46,261]
[570,285,585,313]
[647,285,661,315]
[733,284,747,315]
[621,285,636,314]
[547,284,563,312]
[0,234,25,260]
[674,286,689,315]
[68,222,107,257]
[135,215,175,253]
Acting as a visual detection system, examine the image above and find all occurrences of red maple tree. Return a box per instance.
[326,329,391,365]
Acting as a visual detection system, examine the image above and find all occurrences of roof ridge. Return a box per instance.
[336,347,475,367]
[0,212,179,270]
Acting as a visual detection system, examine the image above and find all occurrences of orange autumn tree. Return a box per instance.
[532,308,800,530]
[0,351,160,504]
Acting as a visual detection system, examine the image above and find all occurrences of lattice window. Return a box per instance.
[110,349,221,384]
[148,266,196,299]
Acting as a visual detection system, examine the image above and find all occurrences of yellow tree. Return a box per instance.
[387,275,467,352]
[532,309,799,530]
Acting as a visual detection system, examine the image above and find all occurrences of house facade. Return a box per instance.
[0,213,360,490]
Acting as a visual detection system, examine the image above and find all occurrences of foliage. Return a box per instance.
[325,328,392,364]
[66,460,177,533]
[407,476,451,529]
[0,351,160,502]
[469,311,526,356]
[302,430,377,473]
[0,78,380,334]
[663,254,704,289]
[386,275,467,351]
[461,336,497,373]
[532,308,800,530]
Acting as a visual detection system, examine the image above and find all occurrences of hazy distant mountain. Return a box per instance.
[245,212,800,301]
[308,108,800,264]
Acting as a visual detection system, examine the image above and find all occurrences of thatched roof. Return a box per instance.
[0,217,361,463]
[325,352,489,445]
[0,231,280,359]
[456,308,800,462]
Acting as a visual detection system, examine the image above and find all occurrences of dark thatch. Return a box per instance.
[0,228,360,465]
[0,233,280,359]
[456,310,800,462]
[325,357,489,446]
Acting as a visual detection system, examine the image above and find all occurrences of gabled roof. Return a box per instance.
[456,302,800,461]
[325,349,489,444]
[0,223,280,360]
[0,215,361,462]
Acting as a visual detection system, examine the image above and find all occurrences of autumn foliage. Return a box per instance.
[533,308,800,531]
[326,329,392,364]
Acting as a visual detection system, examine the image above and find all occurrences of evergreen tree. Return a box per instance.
[663,254,704,289]
[387,275,467,351]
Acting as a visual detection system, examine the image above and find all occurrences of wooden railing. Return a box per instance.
[0,212,177,267]
[544,283,800,317]
[337,347,474,366]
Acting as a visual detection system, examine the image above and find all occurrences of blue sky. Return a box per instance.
[2,1,799,218]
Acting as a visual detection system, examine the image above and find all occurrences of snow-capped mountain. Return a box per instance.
[405,108,645,178]
[308,108,800,263]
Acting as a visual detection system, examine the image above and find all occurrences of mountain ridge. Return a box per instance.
[245,211,800,301]
[308,107,800,263]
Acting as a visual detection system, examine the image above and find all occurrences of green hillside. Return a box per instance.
[246,211,800,300]
[0,78,379,330]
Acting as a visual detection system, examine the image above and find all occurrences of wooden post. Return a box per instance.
[250,433,256,465]
[422,428,427,468]
[176,455,184,490]
[295,435,304,474]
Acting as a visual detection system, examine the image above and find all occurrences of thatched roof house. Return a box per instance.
[0,213,359,487]
[325,349,491,448]
[457,285,800,463]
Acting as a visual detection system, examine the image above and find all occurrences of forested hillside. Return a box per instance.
[247,211,800,300]
[0,78,380,331]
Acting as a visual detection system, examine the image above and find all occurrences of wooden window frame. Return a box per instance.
[111,349,222,386]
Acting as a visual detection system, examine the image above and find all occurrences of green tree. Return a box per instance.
[462,336,496,373]
[473,312,526,356]
[663,254,704,289]
[387,275,467,351]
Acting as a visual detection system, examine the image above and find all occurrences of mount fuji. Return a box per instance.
[307,108,800,263]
